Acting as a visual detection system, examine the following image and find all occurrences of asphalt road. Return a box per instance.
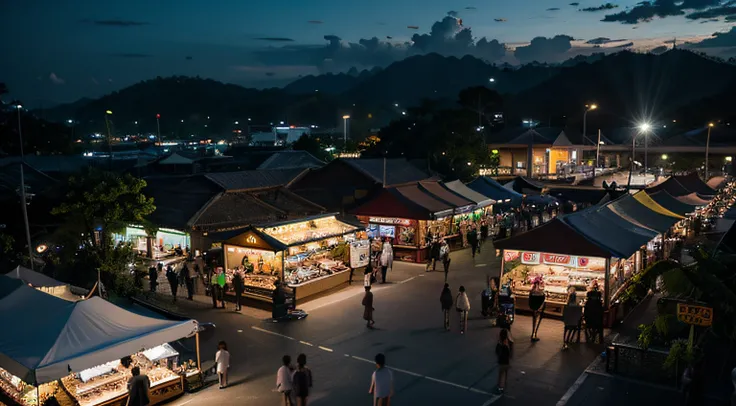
[165,244,603,406]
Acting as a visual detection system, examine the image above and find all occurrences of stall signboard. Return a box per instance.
[677,303,713,326]
[521,251,541,265]
[350,240,370,268]
[542,254,573,266]
[504,250,520,262]
[369,217,412,226]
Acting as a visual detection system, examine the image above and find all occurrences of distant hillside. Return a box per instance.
[506,49,736,127]
[283,68,380,95]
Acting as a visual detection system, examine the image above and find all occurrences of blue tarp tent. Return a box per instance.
[647,191,698,217]
[607,194,681,233]
[467,177,522,206]
[0,276,197,385]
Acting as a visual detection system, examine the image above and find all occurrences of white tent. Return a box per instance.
[6,266,87,301]
[0,276,197,385]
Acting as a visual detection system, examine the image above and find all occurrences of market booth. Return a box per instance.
[444,180,496,234]
[467,176,523,208]
[6,266,87,302]
[0,277,200,406]
[494,192,684,322]
[222,213,366,302]
[351,182,476,262]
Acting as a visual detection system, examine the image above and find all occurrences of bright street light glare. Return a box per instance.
[16,104,23,109]
[708,122,715,127]
[661,154,668,160]
[489,78,495,82]
[105,110,113,115]
[727,156,733,162]
[342,115,350,119]
[589,104,597,110]
[638,122,651,132]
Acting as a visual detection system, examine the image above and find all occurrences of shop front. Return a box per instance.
[113,225,190,258]
[0,278,200,406]
[222,214,366,302]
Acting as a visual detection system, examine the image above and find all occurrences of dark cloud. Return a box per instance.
[265,72,275,77]
[612,41,635,48]
[252,16,508,74]
[686,6,736,19]
[585,37,628,44]
[448,10,459,17]
[185,56,193,60]
[514,35,574,63]
[680,0,723,9]
[87,19,149,27]
[465,6,477,10]
[112,53,153,58]
[569,2,580,5]
[692,27,736,47]
[602,0,682,24]
[494,18,508,22]
[307,20,324,24]
[580,3,619,12]
[49,72,65,85]
[650,45,669,53]
[254,37,295,42]
[726,15,736,21]
[547,7,561,11]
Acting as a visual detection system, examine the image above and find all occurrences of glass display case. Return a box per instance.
[0,367,58,406]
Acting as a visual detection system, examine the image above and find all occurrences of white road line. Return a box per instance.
[388,366,422,377]
[351,355,373,363]
[424,376,468,390]
[177,399,195,406]
[468,387,492,395]
[299,341,314,346]
[318,346,334,352]
[475,264,487,267]
[481,395,502,406]
[251,326,295,340]
[556,371,588,406]
[398,276,419,284]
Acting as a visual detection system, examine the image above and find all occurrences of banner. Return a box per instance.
[350,240,370,268]
[503,250,519,262]
[521,251,540,265]
[542,253,573,266]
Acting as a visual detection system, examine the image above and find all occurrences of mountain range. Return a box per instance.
[34,49,736,135]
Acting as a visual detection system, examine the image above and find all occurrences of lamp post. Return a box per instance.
[627,122,651,189]
[596,129,603,169]
[16,105,34,270]
[705,122,714,180]
[104,110,113,168]
[342,115,350,148]
[156,113,162,145]
[639,123,651,176]
[583,104,597,165]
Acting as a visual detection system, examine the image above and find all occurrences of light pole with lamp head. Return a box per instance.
[15,105,34,270]
[628,122,651,189]
[705,122,714,180]
[583,104,597,165]
[342,115,350,148]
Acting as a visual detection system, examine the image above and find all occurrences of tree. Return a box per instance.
[292,133,331,161]
[457,86,504,129]
[51,169,155,296]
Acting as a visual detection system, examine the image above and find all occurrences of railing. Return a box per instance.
[605,342,677,387]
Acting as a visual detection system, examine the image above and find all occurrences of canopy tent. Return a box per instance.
[418,181,474,212]
[494,218,614,258]
[504,177,544,194]
[467,177,523,206]
[646,191,699,217]
[5,266,87,302]
[0,276,198,385]
[351,186,451,220]
[608,193,683,233]
[547,187,622,205]
[707,176,727,190]
[646,177,692,197]
[523,194,559,207]
[443,180,495,208]
[673,172,716,196]
[677,193,711,206]
[563,206,658,259]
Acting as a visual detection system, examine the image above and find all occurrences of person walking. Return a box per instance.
[148,265,158,293]
[181,263,194,300]
[562,289,582,350]
[126,366,150,406]
[215,341,230,389]
[480,219,489,246]
[216,268,226,309]
[362,286,375,328]
[363,265,375,287]
[495,329,512,395]
[456,286,471,334]
[529,278,546,342]
[440,239,451,282]
[165,265,178,303]
[233,270,244,311]
[277,355,294,406]
[468,227,479,258]
[292,354,313,406]
[368,353,394,406]
[427,239,441,271]
[440,283,453,331]
[379,239,393,284]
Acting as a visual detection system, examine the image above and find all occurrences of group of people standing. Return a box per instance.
[276,354,313,406]
[148,261,198,302]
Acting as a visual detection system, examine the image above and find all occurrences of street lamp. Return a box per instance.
[15,105,34,270]
[156,113,161,145]
[489,78,495,83]
[583,104,598,165]
[705,122,715,180]
[342,115,350,146]
[661,154,668,160]
[638,122,651,176]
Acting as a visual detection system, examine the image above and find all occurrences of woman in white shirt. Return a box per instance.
[215,341,230,389]
[276,355,294,405]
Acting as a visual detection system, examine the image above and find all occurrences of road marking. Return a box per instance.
[299,341,314,346]
[424,376,468,390]
[481,395,502,405]
[318,346,333,352]
[556,370,588,406]
[399,276,419,284]
[177,399,195,406]
[475,264,487,267]
[352,355,373,363]
[251,326,295,340]
[389,366,422,377]
[237,329,243,333]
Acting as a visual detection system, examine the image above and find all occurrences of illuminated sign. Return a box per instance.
[246,235,257,244]
[542,254,572,265]
[368,217,412,226]
[504,250,519,262]
[521,252,540,265]
[677,304,713,327]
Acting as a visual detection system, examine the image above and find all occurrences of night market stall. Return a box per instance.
[444,180,496,239]
[0,277,200,406]
[221,213,366,302]
[645,191,699,217]
[5,266,88,302]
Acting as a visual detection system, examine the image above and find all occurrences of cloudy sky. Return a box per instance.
[2,0,736,104]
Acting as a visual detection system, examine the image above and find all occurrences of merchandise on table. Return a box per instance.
[59,344,190,406]
[0,366,59,406]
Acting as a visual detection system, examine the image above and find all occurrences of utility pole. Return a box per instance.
[596,129,602,169]
[16,105,34,270]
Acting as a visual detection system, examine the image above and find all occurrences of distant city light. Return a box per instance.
[16,104,22,109]
[467,162,472,166]
[106,110,113,115]
[394,103,399,107]
[489,78,495,83]
[727,156,733,162]
[708,122,715,128]
[134,121,138,125]
[401,111,406,115]
[234,121,239,125]
[661,154,668,160]
[67,119,73,124]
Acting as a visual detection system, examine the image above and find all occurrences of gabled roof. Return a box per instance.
[143,174,224,229]
[552,131,573,147]
[646,176,692,197]
[494,218,614,258]
[467,176,523,205]
[340,158,433,186]
[564,206,658,258]
[444,180,495,207]
[419,181,474,209]
[205,169,307,191]
[646,190,698,216]
[505,176,544,194]
[672,172,716,196]
[677,192,711,206]
[158,152,196,165]
[608,193,682,233]
[257,151,325,170]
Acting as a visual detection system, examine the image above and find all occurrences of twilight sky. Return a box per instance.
[2,0,736,104]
